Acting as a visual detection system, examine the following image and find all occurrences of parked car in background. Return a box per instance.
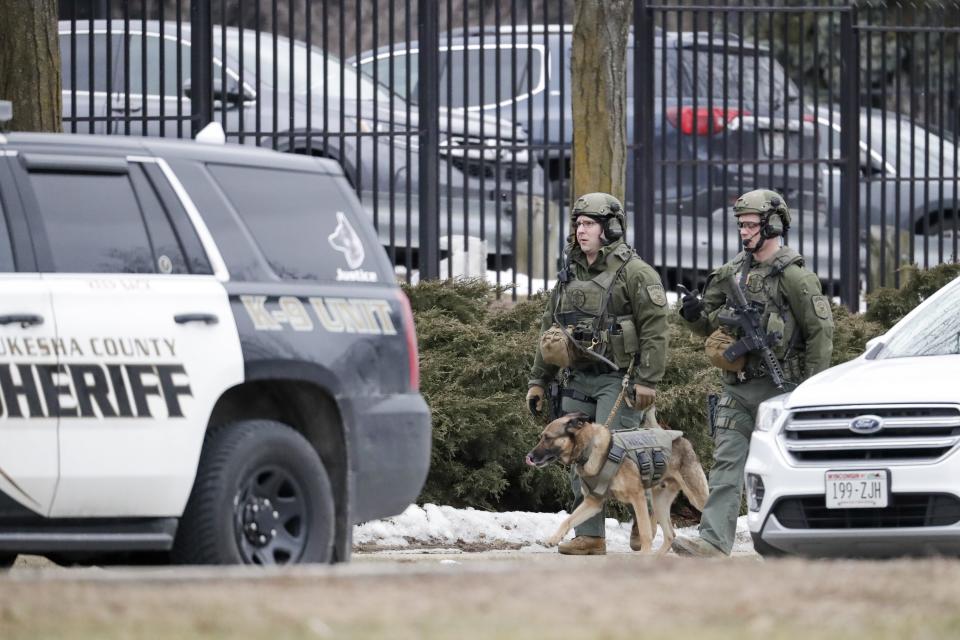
[353,24,816,219]
[813,106,958,238]
[746,273,960,558]
[58,21,545,268]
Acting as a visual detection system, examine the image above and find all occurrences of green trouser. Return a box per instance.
[699,377,781,554]
[560,369,644,538]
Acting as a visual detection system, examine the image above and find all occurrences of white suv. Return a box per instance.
[746,275,960,558]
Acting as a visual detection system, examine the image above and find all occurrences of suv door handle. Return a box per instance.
[174,313,219,325]
[112,98,143,114]
[0,314,44,328]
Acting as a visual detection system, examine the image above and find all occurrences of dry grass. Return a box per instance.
[2,556,959,639]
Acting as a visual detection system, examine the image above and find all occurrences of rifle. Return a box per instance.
[719,274,786,390]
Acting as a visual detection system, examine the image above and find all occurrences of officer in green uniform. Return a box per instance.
[672,189,834,558]
[526,192,669,556]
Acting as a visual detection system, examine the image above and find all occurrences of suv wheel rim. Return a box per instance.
[234,466,308,565]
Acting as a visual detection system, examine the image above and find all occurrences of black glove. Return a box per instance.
[679,287,704,322]
[526,385,545,417]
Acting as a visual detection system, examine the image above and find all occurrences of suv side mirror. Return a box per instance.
[183,77,252,106]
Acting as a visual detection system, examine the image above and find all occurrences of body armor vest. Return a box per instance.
[578,428,683,497]
[554,245,638,369]
[716,248,805,381]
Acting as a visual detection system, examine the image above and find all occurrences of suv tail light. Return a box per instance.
[395,289,420,391]
[665,106,749,136]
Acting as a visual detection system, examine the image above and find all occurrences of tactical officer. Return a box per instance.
[672,189,834,558]
[526,192,669,556]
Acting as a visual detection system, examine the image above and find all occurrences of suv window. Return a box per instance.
[441,45,542,108]
[115,34,191,97]
[680,49,800,106]
[359,44,543,108]
[625,49,672,97]
[58,33,111,92]
[207,164,378,281]
[0,188,15,272]
[29,167,186,274]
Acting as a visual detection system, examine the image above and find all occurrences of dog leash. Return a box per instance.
[602,361,636,430]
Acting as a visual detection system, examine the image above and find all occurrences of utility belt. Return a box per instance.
[569,323,624,343]
[571,363,625,377]
[560,387,598,405]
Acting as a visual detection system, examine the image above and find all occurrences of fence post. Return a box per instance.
[417,0,440,280]
[839,8,861,310]
[190,0,213,136]
[633,0,655,262]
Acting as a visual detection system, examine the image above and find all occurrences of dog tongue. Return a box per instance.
[524,454,535,466]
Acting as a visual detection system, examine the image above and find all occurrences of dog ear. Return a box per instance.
[564,411,591,435]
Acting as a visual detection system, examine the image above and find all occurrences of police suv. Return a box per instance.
[0,125,430,566]
[746,274,960,558]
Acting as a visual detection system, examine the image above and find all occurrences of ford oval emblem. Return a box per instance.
[850,415,883,435]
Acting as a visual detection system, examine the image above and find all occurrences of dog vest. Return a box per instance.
[577,428,683,498]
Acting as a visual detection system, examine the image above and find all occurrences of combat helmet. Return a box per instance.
[571,192,625,243]
[732,189,791,238]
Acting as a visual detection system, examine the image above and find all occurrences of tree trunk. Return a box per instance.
[0,0,62,132]
[570,0,631,204]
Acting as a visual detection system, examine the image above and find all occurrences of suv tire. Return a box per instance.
[172,420,335,565]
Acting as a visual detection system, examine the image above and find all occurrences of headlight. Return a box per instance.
[755,393,791,432]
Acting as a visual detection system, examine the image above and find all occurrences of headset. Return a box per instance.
[760,196,789,240]
[601,201,624,242]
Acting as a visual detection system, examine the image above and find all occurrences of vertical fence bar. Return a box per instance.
[839,8,860,310]
[417,0,440,280]
[190,0,213,136]
[634,0,655,263]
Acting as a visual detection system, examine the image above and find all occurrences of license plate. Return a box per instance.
[825,470,888,509]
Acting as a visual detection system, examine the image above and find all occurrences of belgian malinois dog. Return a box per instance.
[525,412,709,555]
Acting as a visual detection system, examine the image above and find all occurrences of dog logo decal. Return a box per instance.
[328,212,365,270]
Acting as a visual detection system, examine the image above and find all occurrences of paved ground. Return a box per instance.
[3,551,960,639]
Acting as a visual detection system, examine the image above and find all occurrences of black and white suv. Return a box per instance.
[0,126,430,566]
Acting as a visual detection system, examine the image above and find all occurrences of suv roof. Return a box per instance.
[1,132,344,174]
[361,26,764,56]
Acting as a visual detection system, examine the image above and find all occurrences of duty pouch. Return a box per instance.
[539,323,576,368]
[548,380,563,420]
[608,315,638,369]
[705,328,745,372]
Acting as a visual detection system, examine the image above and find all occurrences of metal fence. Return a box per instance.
[58,0,960,307]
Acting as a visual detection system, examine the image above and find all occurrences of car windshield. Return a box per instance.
[226,31,394,103]
[876,279,960,359]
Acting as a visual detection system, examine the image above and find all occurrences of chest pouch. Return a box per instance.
[705,328,745,372]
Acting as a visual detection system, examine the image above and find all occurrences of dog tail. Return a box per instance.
[676,438,709,512]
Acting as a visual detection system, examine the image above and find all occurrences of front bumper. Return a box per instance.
[752,515,960,558]
[348,392,431,524]
[746,426,960,558]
